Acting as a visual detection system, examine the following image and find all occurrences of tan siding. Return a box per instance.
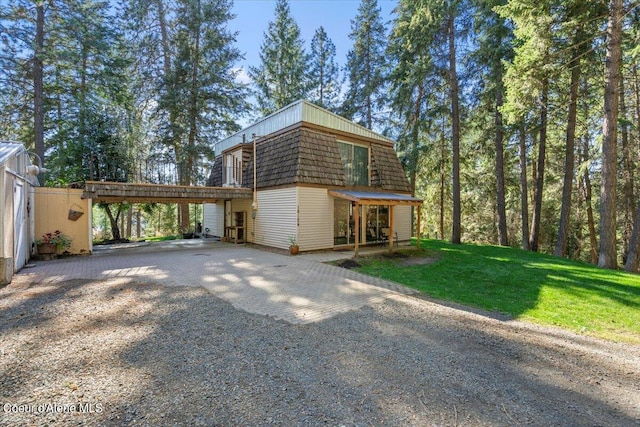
[255,188,297,249]
[298,187,333,251]
[202,202,224,237]
[230,199,254,243]
[34,188,91,255]
[394,205,412,241]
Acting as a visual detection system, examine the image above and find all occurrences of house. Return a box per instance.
[202,100,422,254]
[1,142,40,285]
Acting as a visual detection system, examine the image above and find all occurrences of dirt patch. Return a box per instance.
[335,259,361,269]
[381,251,408,259]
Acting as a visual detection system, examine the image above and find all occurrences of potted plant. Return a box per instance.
[35,230,72,255]
[288,235,299,255]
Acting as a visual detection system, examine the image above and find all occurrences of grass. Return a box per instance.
[352,240,640,344]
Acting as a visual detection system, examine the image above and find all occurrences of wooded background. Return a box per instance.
[1,0,639,271]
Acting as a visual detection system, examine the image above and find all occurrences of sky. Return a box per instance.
[229,0,398,83]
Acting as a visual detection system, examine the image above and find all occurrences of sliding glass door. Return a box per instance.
[334,200,389,246]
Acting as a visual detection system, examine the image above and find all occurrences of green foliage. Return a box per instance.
[248,0,309,115]
[355,240,640,343]
[36,230,72,250]
[342,0,389,129]
[308,26,342,112]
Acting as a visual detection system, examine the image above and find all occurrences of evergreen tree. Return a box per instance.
[308,26,342,112]
[469,0,514,247]
[248,0,308,115]
[497,0,554,252]
[599,0,623,269]
[342,0,388,130]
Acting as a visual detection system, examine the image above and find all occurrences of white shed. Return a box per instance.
[1,142,40,285]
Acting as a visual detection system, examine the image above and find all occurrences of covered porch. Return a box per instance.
[328,190,423,256]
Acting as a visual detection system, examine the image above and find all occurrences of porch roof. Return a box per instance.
[328,190,423,206]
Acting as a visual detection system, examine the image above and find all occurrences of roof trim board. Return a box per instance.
[328,189,423,206]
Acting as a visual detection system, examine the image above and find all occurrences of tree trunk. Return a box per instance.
[409,84,424,237]
[529,80,548,252]
[440,127,446,241]
[495,65,508,246]
[126,206,133,239]
[581,134,598,264]
[103,204,122,241]
[34,2,45,164]
[448,12,462,245]
[555,39,582,257]
[519,123,530,251]
[625,63,640,272]
[626,201,640,272]
[599,0,622,269]
[621,74,634,261]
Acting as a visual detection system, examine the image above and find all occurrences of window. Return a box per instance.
[223,150,242,186]
[338,141,369,186]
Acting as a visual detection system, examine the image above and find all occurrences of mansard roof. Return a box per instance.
[207,101,411,193]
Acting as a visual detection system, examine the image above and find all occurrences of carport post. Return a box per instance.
[417,204,421,249]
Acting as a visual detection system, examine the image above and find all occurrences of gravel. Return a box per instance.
[1,276,639,426]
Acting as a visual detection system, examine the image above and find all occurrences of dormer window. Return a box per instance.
[338,141,369,186]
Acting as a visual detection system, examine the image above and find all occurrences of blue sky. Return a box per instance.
[229,0,398,82]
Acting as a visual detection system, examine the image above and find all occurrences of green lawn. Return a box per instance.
[353,240,640,344]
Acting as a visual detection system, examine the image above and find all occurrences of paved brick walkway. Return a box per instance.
[12,240,417,324]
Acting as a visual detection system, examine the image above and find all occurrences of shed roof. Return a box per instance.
[0,142,25,165]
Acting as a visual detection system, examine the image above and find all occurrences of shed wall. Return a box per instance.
[0,164,11,284]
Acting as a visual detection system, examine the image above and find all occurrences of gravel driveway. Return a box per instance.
[1,243,639,426]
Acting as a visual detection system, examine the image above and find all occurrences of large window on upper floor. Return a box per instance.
[338,141,369,186]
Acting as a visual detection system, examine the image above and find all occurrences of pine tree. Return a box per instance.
[158,0,248,230]
[497,0,554,252]
[342,0,388,130]
[308,26,341,112]
[248,0,308,115]
[599,0,623,269]
[470,0,514,247]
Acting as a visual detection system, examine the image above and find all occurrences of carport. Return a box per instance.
[82,181,252,203]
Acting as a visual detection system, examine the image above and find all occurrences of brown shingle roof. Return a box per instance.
[206,156,223,187]
[370,144,411,192]
[244,127,345,188]
[209,125,411,193]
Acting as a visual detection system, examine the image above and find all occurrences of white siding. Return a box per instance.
[254,187,297,249]
[394,205,412,241]
[298,187,333,251]
[202,202,224,237]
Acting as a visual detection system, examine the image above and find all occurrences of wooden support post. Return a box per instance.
[354,202,360,257]
[389,205,395,252]
[417,204,422,249]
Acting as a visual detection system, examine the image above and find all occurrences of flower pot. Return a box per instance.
[37,243,57,255]
[289,245,299,255]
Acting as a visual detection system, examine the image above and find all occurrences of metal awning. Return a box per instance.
[328,190,423,206]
